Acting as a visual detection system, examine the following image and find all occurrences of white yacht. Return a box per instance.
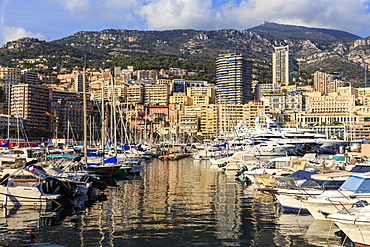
[234,113,349,154]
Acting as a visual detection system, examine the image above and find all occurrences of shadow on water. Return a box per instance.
[0,158,355,246]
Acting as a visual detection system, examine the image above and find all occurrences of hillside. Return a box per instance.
[249,21,360,40]
[0,22,370,84]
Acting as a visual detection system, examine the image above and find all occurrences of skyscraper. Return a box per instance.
[216,53,252,104]
[272,46,291,86]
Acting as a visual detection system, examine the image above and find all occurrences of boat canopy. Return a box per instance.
[331,155,346,161]
[77,152,104,157]
[339,175,370,193]
[46,154,79,159]
[287,170,317,180]
[212,142,227,148]
[104,156,117,163]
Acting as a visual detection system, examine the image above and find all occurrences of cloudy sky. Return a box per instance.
[1,0,370,46]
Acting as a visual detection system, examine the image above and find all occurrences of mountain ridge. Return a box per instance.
[250,21,361,40]
[1,22,369,84]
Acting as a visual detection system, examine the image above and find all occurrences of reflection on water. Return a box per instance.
[0,158,351,246]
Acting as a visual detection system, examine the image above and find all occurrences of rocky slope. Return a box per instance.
[1,22,370,83]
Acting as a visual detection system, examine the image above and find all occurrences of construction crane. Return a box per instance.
[364,62,368,88]
[45,111,58,140]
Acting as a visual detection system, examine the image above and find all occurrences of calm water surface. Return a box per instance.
[0,158,353,246]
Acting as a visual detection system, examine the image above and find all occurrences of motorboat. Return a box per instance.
[328,203,370,246]
[302,173,370,220]
[243,153,319,185]
[0,164,60,207]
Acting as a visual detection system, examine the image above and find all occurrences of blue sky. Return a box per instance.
[1,0,370,46]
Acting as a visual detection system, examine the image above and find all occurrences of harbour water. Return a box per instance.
[0,158,353,246]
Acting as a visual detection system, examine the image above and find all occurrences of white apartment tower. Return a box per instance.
[272,46,291,86]
[216,53,252,104]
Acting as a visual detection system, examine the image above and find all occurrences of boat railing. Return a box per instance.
[326,195,370,216]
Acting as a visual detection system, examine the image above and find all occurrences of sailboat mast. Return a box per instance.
[7,81,11,140]
[101,79,105,161]
[110,74,117,157]
[83,67,88,163]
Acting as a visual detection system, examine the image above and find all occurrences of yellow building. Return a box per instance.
[186,86,216,105]
[169,93,192,105]
[144,84,169,106]
[300,86,357,128]
[168,104,185,127]
[157,79,171,85]
[0,66,21,103]
[126,84,144,104]
[197,101,269,136]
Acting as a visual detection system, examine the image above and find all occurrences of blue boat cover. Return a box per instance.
[46,154,80,159]
[212,142,227,148]
[77,152,104,157]
[118,145,131,151]
[287,170,317,180]
[104,156,117,163]
[332,155,346,161]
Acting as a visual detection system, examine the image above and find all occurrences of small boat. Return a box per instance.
[328,203,370,246]
[0,162,60,207]
[84,164,121,178]
[115,158,144,176]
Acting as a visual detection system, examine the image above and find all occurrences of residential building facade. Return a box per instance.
[272,46,291,86]
[216,53,252,104]
[11,84,52,130]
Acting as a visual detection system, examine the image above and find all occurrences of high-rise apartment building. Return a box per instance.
[272,46,291,86]
[313,71,342,94]
[125,84,144,104]
[216,53,252,104]
[11,84,51,130]
[21,69,39,85]
[0,66,21,104]
[50,91,92,135]
[74,73,84,92]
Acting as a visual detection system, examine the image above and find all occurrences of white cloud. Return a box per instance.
[105,0,141,10]
[53,0,90,12]
[1,26,45,45]
[140,0,215,30]
[137,0,370,36]
[3,0,370,46]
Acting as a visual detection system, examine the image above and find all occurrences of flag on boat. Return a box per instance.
[0,140,9,147]
[28,165,35,173]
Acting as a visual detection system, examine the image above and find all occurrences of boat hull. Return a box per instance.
[85,165,121,178]
[275,194,309,213]
[0,186,59,206]
[113,167,132,176]
[302,199,354,220]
